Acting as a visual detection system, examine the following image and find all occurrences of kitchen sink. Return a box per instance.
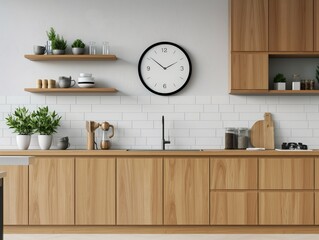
[126,149,203,151]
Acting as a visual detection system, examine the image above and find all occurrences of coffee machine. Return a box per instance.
[86,121,115,150]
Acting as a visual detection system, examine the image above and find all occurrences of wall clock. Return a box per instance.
[138,42,192,96]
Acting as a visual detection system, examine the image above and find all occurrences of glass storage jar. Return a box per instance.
[237,128,249,149]
[225,128,238,149]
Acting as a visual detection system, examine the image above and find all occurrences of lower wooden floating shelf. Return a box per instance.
[24,54,117,61]
[230,90,319,95]
[24,88,117,93]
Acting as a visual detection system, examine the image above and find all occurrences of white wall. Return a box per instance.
[0,0,318,150]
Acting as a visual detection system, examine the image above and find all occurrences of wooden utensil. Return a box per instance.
[250,112,275,149]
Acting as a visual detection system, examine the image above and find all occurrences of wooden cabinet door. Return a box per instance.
[231,53,268,90]
[210,157,257,189]
[210,191,257,225]
[315,192,319,225]
[315,0,319,51]
[259,157,314,189]
[231,0,268,51]
[75,157,115,225]
[164,157,209,225]
[29,157,74,225]
[259,192,314,225]
[315,158,319,189]
[117,157,162,225]
[0,165,28,225]
[269,0,313,51]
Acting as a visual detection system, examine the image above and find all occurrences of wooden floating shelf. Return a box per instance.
[230,90,319,95]
[269,52,319,58]
[24,88,118,93]
[24,54,117,61]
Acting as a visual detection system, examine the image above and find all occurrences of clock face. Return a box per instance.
[138,42,192,96]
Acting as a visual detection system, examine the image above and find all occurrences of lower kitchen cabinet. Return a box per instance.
[0,165,28,225]
[210,191,257,225]
[75,157,115,225]
[259,192,314,225]
[164,157,209,225]
[29,157,74,225]
[117,157,163,225]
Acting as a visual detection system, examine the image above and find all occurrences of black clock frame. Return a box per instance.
[138,41,192,96]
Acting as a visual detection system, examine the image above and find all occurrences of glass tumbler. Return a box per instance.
[89,41,96,55]
[102,41,110,55]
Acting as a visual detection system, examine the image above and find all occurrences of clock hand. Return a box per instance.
[165,61,178,69]
[151,58,165,70]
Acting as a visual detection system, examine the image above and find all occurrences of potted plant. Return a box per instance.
[46,27,56,55]
[32,106,61,150]
[72,39,85,55]
[6,107,35,150]
[52,34,67,55]
[273,73,286,90]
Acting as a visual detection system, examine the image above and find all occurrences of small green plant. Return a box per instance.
[32,106,61,135]
[72,39,85,48]
[46,27,56,41]
[273,73,286,83]
[52,34,67,50]
[6,107,35,135]
[316,65,319,84]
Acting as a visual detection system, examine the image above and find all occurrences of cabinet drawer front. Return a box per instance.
[259,158,314,189]
[210,158,257,189]
[259,192,314,225]
[210,191,257,225]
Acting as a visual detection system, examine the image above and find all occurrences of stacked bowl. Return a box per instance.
[78,73,95,88]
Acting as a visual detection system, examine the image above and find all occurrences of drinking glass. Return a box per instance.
[102,41,110,55]
[89,41,96,55]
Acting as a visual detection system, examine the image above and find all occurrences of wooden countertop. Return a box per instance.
[0,149,318,157]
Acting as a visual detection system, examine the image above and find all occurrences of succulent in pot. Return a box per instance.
[52,34,67,55]
[273,73,286,90]
[32,106,62,150]
[72,39,85,55]
[6,107,35,150]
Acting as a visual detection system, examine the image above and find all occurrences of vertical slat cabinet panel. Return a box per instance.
[231,53,268,90]
[210,191,257,225]
[259,157,314,189]
[210,157,257,189]
[75,157,115,225]
[29,157,74,225]
[315,0,319,51]
[259,192,314,225]
[164,157,209,225]
[117,157,163,225]
[269,0,313,51]
[231,0,268,51]
[0,166,28,225]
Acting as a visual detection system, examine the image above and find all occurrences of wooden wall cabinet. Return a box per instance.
[210,158,257,225]
[231,0,268,51]
[117,157,163,225]
[75,157,115,225]
[269,0,313,51]
[231,53,268,90]
[0,165,28,225]
[29,157,74,225]
[164,157,209,225]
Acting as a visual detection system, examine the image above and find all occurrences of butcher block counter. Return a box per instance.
[1,149,319,234]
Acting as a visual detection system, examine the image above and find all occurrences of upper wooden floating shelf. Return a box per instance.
[24,88,118,93]
[230,90,319,95]
[24,54,117,61]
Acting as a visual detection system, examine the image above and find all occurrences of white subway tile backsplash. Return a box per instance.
[2,94,319,150]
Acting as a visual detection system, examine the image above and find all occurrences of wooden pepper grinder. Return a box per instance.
[86,121,100,150]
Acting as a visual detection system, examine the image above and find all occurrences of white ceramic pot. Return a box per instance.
[52,49,65,55]
[38,135,53,150]
[72,47,85,55]
[274,82,286,90]
[16,135,31,150]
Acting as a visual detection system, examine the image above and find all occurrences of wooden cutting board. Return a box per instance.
[250,112,275,149]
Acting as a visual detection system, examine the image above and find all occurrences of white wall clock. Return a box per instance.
[138,42,192,96]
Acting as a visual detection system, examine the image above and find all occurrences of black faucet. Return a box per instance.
[162,115,170,150]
